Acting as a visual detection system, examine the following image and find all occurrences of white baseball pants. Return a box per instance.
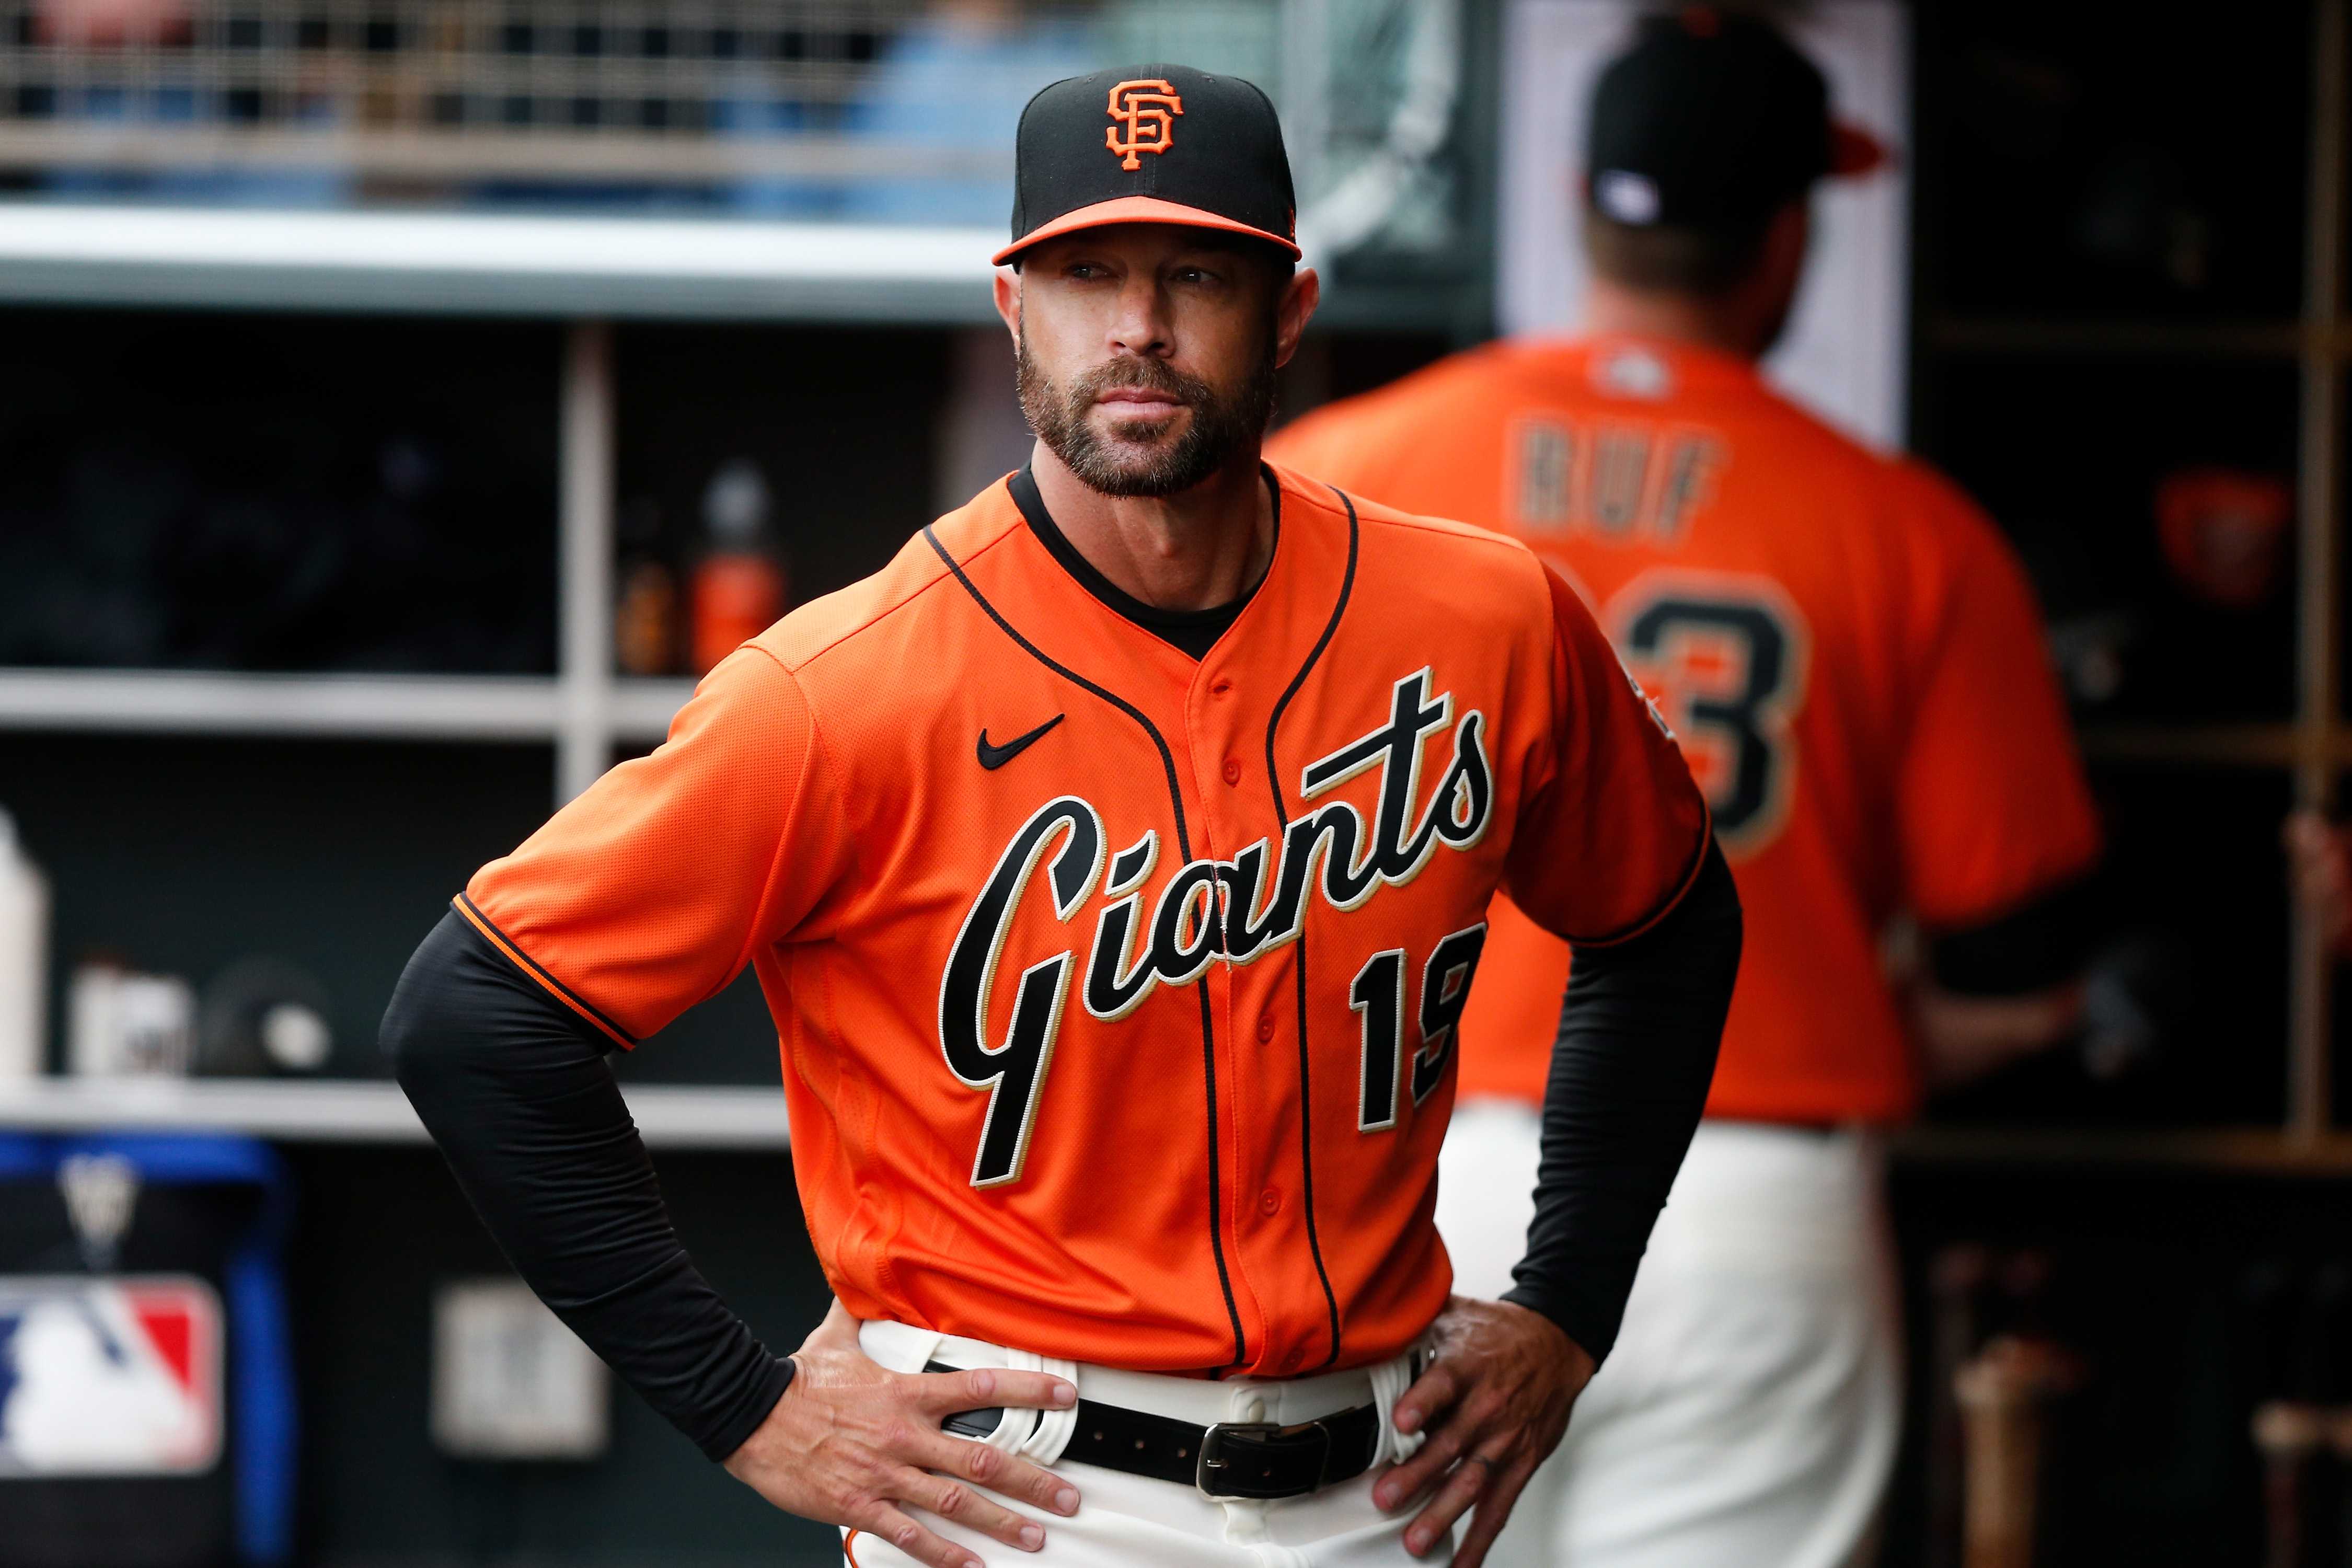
[846,1319,1439,1567]
[1436,1104,1901,1568]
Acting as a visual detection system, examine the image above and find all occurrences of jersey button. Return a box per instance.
[1210,678,1235,697]
[1256,1013,1276,1042]
[1277,1346,1303,1374]
[1258,1187,1282,1216]
[1221,758,1243,786]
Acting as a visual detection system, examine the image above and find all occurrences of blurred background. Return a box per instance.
[0,0,2341,1563]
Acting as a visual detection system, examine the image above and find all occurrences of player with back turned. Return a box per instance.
[383,63,1740,1568]
[1271,13,2103,1567]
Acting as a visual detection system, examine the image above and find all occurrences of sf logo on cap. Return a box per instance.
[1105,78,1183,170]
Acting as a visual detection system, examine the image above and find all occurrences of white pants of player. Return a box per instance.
[849,1319,1437,1567]
[1437,1104,1901,1568]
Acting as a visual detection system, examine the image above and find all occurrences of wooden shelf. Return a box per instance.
[0,668,561,741]
[612,677,699,744]
[0,668,696,746]
[1923,315,2313,361]
[2080,722,2309,768]
[11,1079,2352,1173]
[1893,1125,2352,1176]
[2077,722,2352,771]
[0,1076,790,1150]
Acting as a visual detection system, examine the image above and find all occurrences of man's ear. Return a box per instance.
[1273,267,1322,371]
[993,269,1022,343]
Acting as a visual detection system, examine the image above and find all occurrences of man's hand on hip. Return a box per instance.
[1376,1296,1596,1565]
[722,1301,1082,1568]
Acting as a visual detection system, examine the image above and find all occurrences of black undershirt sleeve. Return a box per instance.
[1927,871,2101,996]
[382,909,793,1463]
[1501,838,1742,1363]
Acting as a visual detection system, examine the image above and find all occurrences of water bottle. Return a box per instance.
[689,458,789,675]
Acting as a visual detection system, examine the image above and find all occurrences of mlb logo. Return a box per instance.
[0,1275,223,1475]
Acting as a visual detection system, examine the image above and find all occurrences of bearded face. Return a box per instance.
[1016,318,1281,499]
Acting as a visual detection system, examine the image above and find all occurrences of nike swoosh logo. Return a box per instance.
[977,714,1065,770]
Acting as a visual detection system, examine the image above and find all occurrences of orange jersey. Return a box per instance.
[458,464,1708,1377]
[1270,337,2100,1125]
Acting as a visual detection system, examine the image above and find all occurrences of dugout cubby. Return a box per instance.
[1886,4,2352,1564]
[1908,0,2352,1150]
[1914,1,2310,325]
[1923,355,2301,727]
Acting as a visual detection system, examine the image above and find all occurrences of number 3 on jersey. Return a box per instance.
[1613,571,1811,852]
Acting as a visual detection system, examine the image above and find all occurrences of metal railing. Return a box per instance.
[0,0,1464,258]
[0,1,1201,183]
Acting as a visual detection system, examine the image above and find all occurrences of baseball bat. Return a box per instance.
[2253,1400,2327,1568]
[1955,1335,2078,1568]
[1928,1243,1996,1568]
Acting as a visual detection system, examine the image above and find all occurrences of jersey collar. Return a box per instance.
[1008,462,1283,662]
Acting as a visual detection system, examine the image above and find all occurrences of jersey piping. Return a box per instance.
[1008,464,1278,660]
[919,522,1251,1372]
[1262,481,1360,1372]
[1566,803,1715,949]
[452,891,639,1048]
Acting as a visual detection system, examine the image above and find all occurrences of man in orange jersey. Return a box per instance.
[1271,14,2101,1568]
[383,63,1741,1568]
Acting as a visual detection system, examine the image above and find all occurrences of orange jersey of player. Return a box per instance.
[457,463,1708,1377]
[1270,337,2100,1126]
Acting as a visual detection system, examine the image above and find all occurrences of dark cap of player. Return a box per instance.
[1585,7,1886,230]
[994,63,1300,267]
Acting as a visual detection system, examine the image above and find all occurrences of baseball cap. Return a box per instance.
[994,64,1300,267]
[1585,7,1887,230]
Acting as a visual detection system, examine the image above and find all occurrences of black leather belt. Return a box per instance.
[930,1361,1381,1500]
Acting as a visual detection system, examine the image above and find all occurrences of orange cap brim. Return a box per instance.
[1829,120,1892,179]
[992,194,1303,267]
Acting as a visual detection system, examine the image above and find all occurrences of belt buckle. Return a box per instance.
[1195,1419,1333,1500]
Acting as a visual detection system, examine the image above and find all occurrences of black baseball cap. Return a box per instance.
[994,63,1300,267]
[1585,7,1886,230]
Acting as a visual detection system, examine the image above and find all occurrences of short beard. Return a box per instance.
[1017,329,1279,499]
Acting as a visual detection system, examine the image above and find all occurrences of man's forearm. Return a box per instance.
[1912,981,2085,1089]
[1502,838,1741,1361]
[1916,870,2101,1089]
[381,910,791,1461]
